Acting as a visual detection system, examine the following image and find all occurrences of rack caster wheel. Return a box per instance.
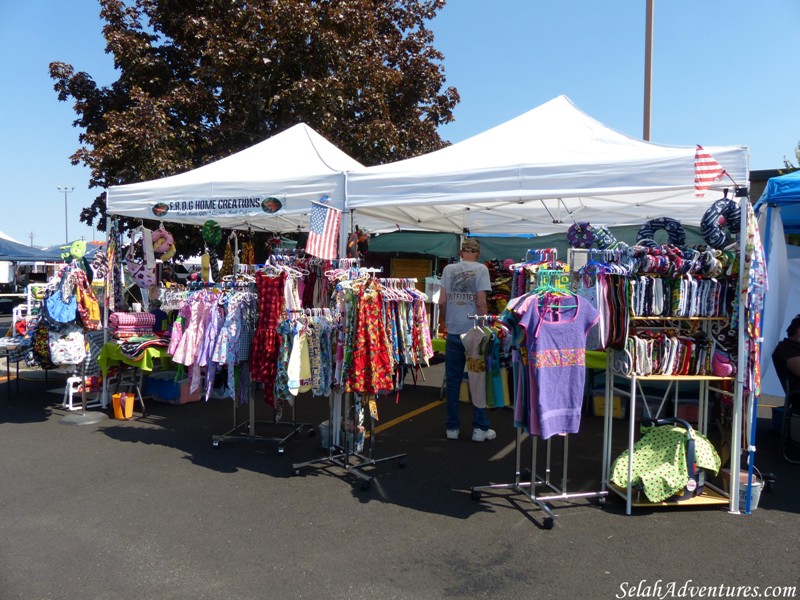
[543,517,555,530]
[470,489,481,501]
[398,458,406,468]
[292,468,302,477]
[212,439,220,448]
[307,428,316,437]
[278,446,285,454]
[360,480,371,491]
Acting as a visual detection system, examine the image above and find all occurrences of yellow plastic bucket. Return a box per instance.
[112,392,134,420]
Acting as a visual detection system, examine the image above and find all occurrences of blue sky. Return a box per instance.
[1,0,798,247]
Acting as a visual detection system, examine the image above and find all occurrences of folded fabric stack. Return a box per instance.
[109,312,157,339]
[119,337,170,360]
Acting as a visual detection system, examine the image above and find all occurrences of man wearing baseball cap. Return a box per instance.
[438,237,496,442]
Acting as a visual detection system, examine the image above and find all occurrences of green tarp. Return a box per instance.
[367,225,707,263]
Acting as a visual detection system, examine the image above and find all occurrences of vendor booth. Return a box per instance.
[12,96,762,521]
[346,95,758,517]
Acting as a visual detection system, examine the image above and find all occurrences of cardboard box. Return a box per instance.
[676,403,699,423]
[592,394,625,419]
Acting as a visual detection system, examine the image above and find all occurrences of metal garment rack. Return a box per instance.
[468,287,606,529]
[211,379,312,454]
[292,390,406,490]
[201,280,312,453]
[471,428,607,530]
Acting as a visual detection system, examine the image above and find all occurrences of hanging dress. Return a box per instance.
[347,282,394,394]
[250,271,286,407]
[518,294,599,439]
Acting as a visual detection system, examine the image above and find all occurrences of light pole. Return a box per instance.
[643,0,654,141]
[57,186,74,243]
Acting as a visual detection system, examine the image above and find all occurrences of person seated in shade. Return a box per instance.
[773,315,800,394]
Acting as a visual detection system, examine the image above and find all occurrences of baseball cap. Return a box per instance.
[461,238,480,252]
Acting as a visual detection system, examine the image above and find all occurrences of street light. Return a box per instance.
[57,186,74,244]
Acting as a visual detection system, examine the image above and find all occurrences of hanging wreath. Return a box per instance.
[700,198,741,249]
[202,220,223,246]
[567,223,595,249]
[593,226,621,250]
[636,217,686,247]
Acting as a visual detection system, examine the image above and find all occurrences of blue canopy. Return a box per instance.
[754,169,800,233]
[0,237,64,261]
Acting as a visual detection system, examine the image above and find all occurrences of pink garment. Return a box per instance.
[168,302,191,357]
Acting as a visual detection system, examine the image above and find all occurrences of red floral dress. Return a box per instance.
[347,282,394,394]
[250,271,286,407]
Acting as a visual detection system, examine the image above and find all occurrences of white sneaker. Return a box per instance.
[446,429,459,440]
[472,428,497,442]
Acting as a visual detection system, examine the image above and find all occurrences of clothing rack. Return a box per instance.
[470,429,607,530]
[211,383,312,454]
[185,280,255,290]
[470,278,606,529]
[292,268,409,489]
[466,313,496,324]
[292,390,407,490]
[212,293,313,454]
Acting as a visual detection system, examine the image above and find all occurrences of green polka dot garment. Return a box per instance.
[611,425,721,503]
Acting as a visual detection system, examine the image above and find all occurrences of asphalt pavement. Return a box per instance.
[1,353,799,600]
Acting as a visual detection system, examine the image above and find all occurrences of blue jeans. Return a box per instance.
[445,333,490,431]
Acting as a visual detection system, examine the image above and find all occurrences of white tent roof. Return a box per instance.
[346,96,750,235]
[106,123,364,232]
[0,230,23,244]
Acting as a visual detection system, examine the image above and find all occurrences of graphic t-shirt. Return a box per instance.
[441,261,492,335]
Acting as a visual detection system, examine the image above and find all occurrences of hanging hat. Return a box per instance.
[70,240,87,259]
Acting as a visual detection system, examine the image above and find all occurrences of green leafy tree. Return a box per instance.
[50,0,459,255]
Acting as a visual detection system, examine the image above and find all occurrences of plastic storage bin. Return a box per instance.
[145,372,201,405]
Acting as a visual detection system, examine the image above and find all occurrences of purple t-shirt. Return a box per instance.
[518,294,599,439]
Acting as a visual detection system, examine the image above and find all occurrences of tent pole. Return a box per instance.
[100,217,112,408]
[743,203,772,513]
[730,192,750,514]
[339,172,351,259]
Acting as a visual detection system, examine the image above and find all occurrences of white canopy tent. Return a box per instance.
[346,95,754,513]
[106,123,365,232]
[346,96,749,235]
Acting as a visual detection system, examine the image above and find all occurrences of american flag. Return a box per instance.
[306,201,342,260]
[694,145,727,198]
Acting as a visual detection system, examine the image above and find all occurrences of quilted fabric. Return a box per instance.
[611,424,721,503]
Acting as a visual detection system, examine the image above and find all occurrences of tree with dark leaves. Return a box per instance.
[50,0,459,256]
